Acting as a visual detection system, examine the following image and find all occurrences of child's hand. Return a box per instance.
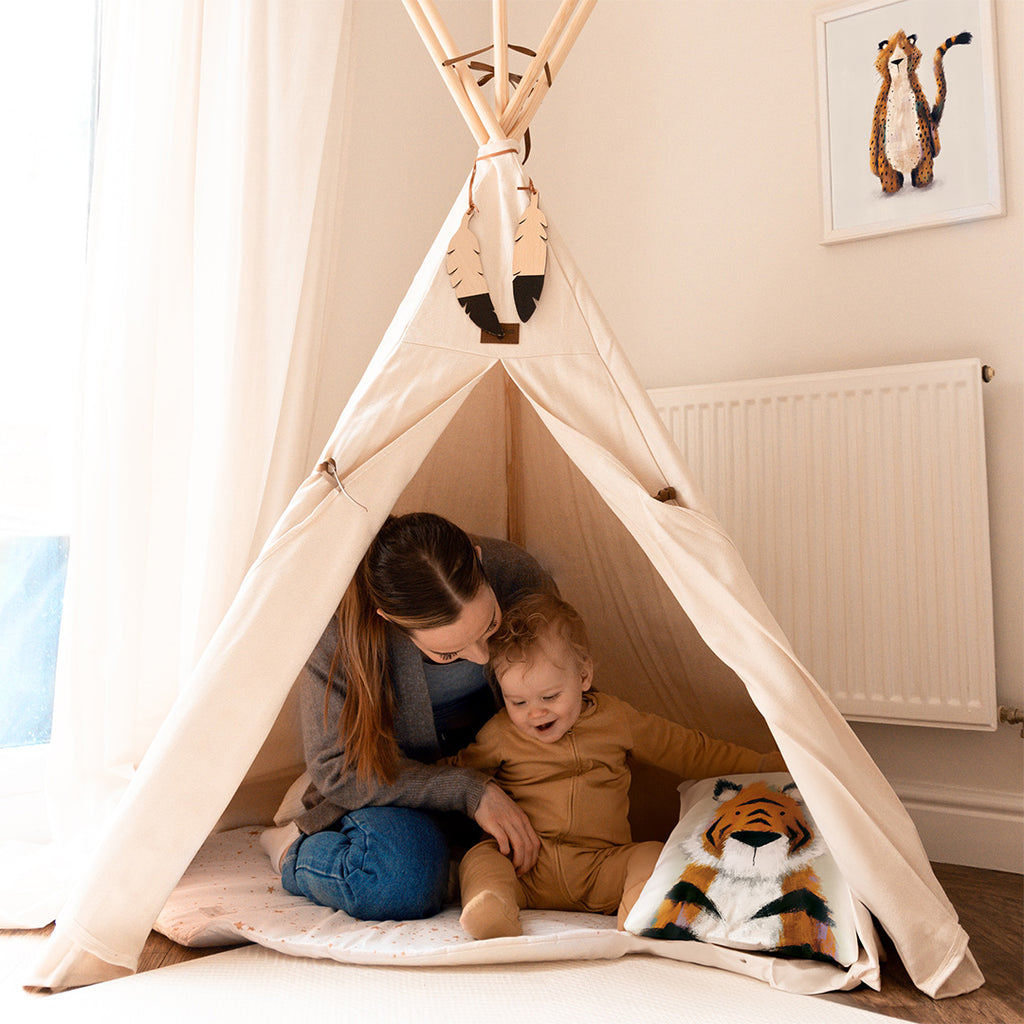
[473,781,540,875]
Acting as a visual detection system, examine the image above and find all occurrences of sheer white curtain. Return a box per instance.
[0,0,352,927]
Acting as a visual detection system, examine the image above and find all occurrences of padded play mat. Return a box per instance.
[155,826,881,994]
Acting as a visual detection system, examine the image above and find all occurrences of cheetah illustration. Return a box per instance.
[869,29,971,193]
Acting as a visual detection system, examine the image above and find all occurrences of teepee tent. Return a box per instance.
[29,0,981,998]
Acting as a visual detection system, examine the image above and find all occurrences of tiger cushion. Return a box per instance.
[623,773,859,966]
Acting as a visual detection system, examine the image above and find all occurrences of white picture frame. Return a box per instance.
[816,0,1004,244]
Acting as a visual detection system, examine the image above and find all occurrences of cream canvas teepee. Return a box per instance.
[30,0,981,998]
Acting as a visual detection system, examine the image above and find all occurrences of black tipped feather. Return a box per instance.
[512,275,544,322]
[446,210,501,336]
[459,294,503,338]
[512,189,547,323]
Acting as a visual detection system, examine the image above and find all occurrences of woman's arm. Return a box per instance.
[473,782,540,875]
[306,738,490,817]
[307,684,539,872]
[445,724,540,874]
[298,617,490,819]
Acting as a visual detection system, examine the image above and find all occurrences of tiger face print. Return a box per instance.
[700,779,814,864]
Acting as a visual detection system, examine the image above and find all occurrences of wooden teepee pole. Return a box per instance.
[405,0,598,148]
[504,0,596,140]
[402,0,489,144]
[493,0,509,112]
[504,374,524,548]
[411,0,505,142]
[499,0,578,133]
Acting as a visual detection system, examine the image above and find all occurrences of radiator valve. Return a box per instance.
[998,706,1024,737]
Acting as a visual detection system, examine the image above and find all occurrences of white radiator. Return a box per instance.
[650,359,997,729]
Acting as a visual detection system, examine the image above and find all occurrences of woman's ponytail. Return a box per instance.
[328,513,488,784]
[331,561,400,783]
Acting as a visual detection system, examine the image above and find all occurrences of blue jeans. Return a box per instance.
[281,806,449,920]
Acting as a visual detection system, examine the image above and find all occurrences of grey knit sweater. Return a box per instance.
[295,536,555,835]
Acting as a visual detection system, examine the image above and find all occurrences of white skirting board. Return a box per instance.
[896,780,1024,874]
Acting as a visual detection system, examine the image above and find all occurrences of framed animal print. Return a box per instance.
[815,0,1004,243]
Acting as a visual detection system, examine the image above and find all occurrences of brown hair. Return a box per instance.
[488,592,592,680]
[331,513,488,783]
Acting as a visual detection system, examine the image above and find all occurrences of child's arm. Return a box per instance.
[618,696,785,778]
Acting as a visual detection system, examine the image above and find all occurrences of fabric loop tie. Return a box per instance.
[467,147,523,212]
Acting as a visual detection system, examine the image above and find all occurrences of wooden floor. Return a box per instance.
[830,863,1022,1023]
[5,862,1021,1022]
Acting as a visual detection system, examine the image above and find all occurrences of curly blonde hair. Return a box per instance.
[488,592,592,678]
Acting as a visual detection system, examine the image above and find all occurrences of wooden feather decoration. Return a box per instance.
[446,210,503,338]
[512,187,547,322]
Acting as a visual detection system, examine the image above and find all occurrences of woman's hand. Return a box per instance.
[473,782,540,875]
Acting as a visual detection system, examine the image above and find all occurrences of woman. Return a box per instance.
[261,512,555,920]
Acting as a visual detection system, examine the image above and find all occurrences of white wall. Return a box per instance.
[311,1,1023,871]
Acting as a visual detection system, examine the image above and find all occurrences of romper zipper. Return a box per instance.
[567,731,580,837]
[555,730,583,905]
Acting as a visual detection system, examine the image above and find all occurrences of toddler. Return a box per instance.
[450,592,786,939]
